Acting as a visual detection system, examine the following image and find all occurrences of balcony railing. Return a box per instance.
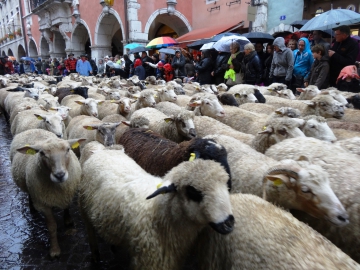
[30,0,50,11]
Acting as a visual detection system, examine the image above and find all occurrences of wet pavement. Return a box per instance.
[0,115,129,270]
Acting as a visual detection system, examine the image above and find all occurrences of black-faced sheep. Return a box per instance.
[10,129,83,258]
[54,86,89,103]
[119,128,231,189]
[79,150,234,268]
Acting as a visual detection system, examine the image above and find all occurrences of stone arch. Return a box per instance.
[72,21,91,57]
[40,36,50,58]
[144,9,191,39]
[52,31,66,58]
[18,44,26,58]
[95,9,125,46]
[28,38,38,57]
[1,51,6,56]
[7,49,14,56]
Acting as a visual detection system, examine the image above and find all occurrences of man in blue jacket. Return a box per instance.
[76,54,93,76]
[292,37,314,92]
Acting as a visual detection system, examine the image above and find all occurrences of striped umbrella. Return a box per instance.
[146,37,179,49]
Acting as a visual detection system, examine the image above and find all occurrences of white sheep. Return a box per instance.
[11,109,66,138]
[49,106,72,127]
[205,134,348,225]
[79,150,234,268]
[194,194,359,270]
[240,104,301,117]
[334,137,360,157]
[60,95,105,118]
[154,86,178,103]
[131,107,196,143]
[10,129,83,258]
[297,85,321,100]
[300,115,337,142]
[97,97,134,120]
[227,86,258,104]
[265,137,360,262]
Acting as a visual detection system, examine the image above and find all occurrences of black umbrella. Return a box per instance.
[187,39,212,50]
[290,20,310,29]
[127,46,150,54]
[242,32,274,43]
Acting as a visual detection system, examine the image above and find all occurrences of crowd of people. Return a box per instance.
[1,25,359,93]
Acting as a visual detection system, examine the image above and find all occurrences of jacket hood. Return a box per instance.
[298,37,311,54]
[273,37,287,51]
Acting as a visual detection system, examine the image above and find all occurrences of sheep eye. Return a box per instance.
[46,120,51,124]
[185,186,203,202]
[277,129,287,136]
[39,151,45,156]
[284,94,288,96]
[182,122,186,128]
[243,95,247,98]
[301,185,311,193]
[309,125,315,128]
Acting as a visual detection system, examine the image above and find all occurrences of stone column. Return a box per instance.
[252,0,268,33]
[90,45,113,61]
[127,0,148,43]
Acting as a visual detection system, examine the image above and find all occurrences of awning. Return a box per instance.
[177,21,245,43]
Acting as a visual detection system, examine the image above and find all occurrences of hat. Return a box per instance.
[104,55,109,59]
[157,61,164,68]
[68,53,74,57]
[175,49,181,53]
[80,53,86,57]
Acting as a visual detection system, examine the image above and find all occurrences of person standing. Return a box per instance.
[242,43,262,85]
[263,44,274,86]
[76,54,93,76]
[35,58,42,74]
[328,25,359,87]
[269,37,294,87]
[195,50,214,85]
[212,51,230,85]
[171,50,186,79]
[1,55,14,74]
[97,59,105,75]
[292,37,314,91]
[141,51,154,78]
[133,58,146,80]
[304,44,329,90]
[287,39,298,51]
[65,53,77,74]
[310,30,330,54]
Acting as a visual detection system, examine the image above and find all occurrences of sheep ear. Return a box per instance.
[296,88,305,93]
[275,108,286,115]
[39,105,48,112]
[188,100,201,107]
[265,174,290,187]
[297,155,312,163]
[121,121,131,126]
[111,100,120,104]
[75,100,86,105]
[83,125,99,130]
[17,145,40,155]
[258,126,273,134]
[164,116,175,123]
[132,94,140,99]
[303,101,316,107]
[96,100,105,105]
[49,107,58,111]
[292,118,305,127]
[67,138,87,149]
[146,183,176,200]
[34,114,47,120]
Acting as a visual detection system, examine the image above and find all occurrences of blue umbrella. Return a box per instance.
[124,43,141,50]
[21,56,35,62]
[300,9,360,31]
[127,46,150,54]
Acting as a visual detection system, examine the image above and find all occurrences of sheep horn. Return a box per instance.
[146,184,176,200]
[262,165,301,200]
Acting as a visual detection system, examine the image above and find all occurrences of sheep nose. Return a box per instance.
[189,128,196,138]
[54,172,65,180]
[173,96,177,100]
[56,134,63,138]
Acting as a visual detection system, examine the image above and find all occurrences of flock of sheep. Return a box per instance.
[1,72,360,269]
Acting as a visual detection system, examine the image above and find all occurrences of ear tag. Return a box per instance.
[86,126,93,130]
[26,149,37,155]
[70,90,74,93]
[71,142,80,149]
[157,183,162,189]
[37,116,43,120]
[263,126,267,130]
[273,179,283,186]
[235,93,240,98]
[164,119,171,123]
[189,153,196,161]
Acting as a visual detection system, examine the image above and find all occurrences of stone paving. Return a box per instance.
[0,115,197,270]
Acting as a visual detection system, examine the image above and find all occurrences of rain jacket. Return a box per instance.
[305,55,330,89]
[269,37,294,82]
[195,50,214,85]
[293,38,314,79]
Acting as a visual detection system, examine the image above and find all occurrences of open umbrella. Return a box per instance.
[200,42,215,50]
[242,32,274,43]
[351,35,360,41]
[290,20,310,29]
[213,35,250,52]
[127,46,150,54]
[187,38,212,50]
[300,9,360,31]
[146,37,179,49]
[159,48,176,55]
[21,56,35,62]
[210,32,242,42]
[124,43,141,50]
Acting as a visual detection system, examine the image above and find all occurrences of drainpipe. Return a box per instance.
[124,0,129,43]
[19,0,29,56]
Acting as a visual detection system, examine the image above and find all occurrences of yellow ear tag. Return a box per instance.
[164,119,171,123]
[71,141,80,149]
[157,183,162,189]
[189,153,196,161]
[70,90,74,93]
[86,126,93,130]
[273,179,283,186]
[26,149,37,155]
[263,126,267,130]
[37,116,43,120]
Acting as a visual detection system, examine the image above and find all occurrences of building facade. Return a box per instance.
[0,0,27,59]
[3,0,253,61]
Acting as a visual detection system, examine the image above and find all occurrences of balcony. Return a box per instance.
[30,0,72,13]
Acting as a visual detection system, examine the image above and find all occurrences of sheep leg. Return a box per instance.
[41,206,61,258]
[28,195,36,213]
[79,204,100,262]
